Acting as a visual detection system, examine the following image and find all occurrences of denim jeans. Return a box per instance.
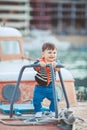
[33,83,55,113]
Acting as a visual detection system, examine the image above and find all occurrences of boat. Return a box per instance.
[0,26,77,129]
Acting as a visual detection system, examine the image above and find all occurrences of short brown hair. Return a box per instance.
[42,42,57,52]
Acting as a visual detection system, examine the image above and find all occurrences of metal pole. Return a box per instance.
[10,64,40,118]
[50,65,58,118]
[58,71,70,109]
[10,64,64,118]
[10,66,25,118]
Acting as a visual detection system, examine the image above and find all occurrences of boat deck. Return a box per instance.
[0,124,63,130]
[0,114,64,130]
[0,102,87,130]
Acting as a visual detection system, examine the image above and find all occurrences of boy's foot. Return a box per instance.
[35,112,42,118]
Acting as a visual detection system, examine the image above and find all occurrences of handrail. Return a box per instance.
[58,71,70,109]
[10,63,69,118]
[10,64,39,118]
[50,64,58,118]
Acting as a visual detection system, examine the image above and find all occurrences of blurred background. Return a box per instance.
[0,0,87,101]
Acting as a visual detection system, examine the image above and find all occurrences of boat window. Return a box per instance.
[1,40,20,54]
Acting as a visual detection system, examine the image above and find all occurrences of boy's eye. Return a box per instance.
[53,51,57,54]
[48,52,56,55]
[47,51,51,54]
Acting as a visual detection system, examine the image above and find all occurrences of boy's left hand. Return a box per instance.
[55,67,60,72]
[52,62,60,72]
[47,62,60,72]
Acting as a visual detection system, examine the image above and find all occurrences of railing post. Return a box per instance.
[58,71,70,109]
[50,64,58,118]
[10,64,64,118]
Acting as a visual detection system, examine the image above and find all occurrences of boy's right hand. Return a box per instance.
[40,62,46,67]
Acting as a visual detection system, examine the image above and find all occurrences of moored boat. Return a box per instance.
[0,26,77,129]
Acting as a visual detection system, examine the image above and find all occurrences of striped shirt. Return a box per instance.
[34,58,56,86]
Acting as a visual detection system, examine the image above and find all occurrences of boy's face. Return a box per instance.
[42,49,57,63]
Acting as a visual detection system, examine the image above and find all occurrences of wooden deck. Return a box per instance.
[0,102,87,130]
[0,114,64,130]
[0,124,63,130]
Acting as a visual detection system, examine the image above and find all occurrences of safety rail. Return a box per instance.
[10,63,70,118]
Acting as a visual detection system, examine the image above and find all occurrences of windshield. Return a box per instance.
[1,40,20,54]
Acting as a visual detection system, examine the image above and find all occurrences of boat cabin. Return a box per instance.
[0,26,25,61]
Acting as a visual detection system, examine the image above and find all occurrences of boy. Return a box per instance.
[33,42,60,118]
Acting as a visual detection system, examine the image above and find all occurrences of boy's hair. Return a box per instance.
[42,42,57,52]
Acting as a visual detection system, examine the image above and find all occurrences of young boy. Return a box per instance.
[33,42,60,118]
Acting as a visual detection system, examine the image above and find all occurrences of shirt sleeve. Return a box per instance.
[33,59,41,71]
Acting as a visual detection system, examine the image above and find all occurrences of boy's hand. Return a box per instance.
[52,62,56,68]
[39,61,60,71]
[40,62,46,67]
[52,62,60,71]
[55,67,60,72]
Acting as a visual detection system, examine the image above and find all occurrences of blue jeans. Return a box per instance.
[33,83,55,113]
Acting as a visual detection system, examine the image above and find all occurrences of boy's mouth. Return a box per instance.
[48,57,55,61]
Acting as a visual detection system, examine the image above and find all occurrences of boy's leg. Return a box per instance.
[46,85,55,112]
[33,86,45,113]
[49,96,55,112]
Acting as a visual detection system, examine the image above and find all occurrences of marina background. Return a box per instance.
[0,1,87,129]
[0,0,87,101]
